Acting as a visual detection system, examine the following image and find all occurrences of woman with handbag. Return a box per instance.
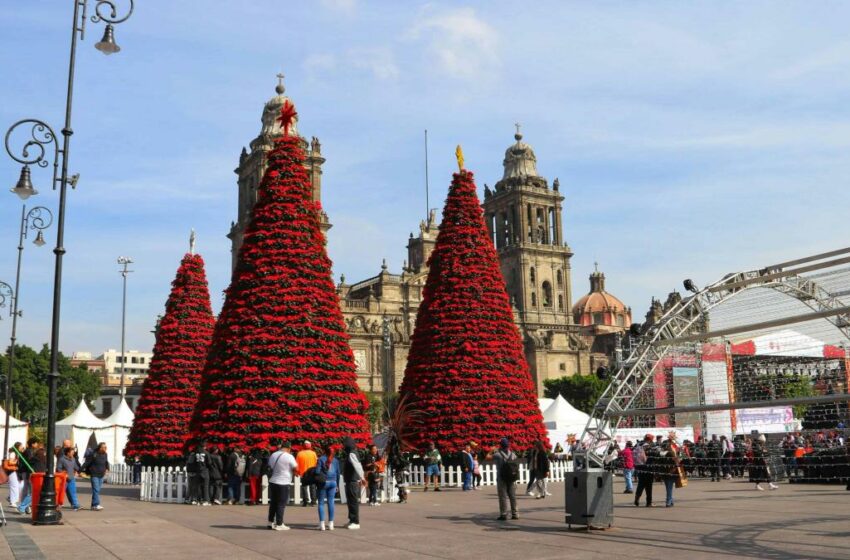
[659,440,681,507]
[316,446,339,531]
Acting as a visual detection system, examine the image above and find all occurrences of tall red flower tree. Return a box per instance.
[399,165,548,453]
[191,101,370,451]
[125,253,215,463]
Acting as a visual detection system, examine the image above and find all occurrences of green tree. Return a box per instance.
[0,343,101,423]
[543,374,608,414]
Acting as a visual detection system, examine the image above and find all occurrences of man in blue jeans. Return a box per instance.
[461,445,474,491]
[82,443,110,511]
[423,442,442,492]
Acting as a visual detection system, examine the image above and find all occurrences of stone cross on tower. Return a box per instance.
[514,122,522,137]
[276,72,285,94]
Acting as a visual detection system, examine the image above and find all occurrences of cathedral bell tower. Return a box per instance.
[482,127,579,393]
[227,74,331,270]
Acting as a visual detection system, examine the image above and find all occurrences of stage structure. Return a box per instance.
[581,247,850,469]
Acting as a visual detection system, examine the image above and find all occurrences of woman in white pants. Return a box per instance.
[5,443,23,508]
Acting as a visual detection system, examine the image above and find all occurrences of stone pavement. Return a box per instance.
[0,479,848,560]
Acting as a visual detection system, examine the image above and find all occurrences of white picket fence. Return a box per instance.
[106,463,136,485]
[139,460,573,504]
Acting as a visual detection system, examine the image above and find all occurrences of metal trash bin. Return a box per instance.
[565,469,613,530]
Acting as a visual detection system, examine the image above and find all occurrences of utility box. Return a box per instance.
[564,469,614,530]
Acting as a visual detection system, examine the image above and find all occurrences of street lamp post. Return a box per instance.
[117,256,133,396]
[3,206,53,455]
[3,0,133,525]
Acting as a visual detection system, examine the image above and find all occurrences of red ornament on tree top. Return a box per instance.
[277,100,298,137]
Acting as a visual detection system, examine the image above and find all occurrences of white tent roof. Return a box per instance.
[542,394,590,430]
[57,398,110,429]
[0,406,28,427]
[538,398,554,412]
[733,329,826,357]
[104,397,135,427]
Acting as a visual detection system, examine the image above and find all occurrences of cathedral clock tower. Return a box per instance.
[482,128,588,393]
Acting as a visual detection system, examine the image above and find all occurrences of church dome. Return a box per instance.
[257,74,300,142]
[572,268,631,329]
[502,131,539,180]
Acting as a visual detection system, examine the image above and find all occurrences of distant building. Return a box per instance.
[93,385,142,419]
[69,351,106,373]
[100,349,153,387]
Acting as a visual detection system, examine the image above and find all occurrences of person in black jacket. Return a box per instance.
[531,441,551,499]
[82,442,110,511]
[245,449,264,506]
[208,446,224,505]
[341,436,365,529]
[186,441,211,506]
[461,444,475,491]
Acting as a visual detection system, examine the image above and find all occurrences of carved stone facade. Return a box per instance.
[229,80,630,395]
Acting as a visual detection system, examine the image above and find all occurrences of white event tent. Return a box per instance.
[541,394,591,447]
[54,398,112,458]
[0,406,29,448]
[103,398,135,463]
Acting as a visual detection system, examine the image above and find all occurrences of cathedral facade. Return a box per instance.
[229,79,631,396]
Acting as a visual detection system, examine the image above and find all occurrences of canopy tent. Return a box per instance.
[54,398,112,458]
[103,398,135,463]
[541,394,592,449]
[0,406,29,448]
[542,394,590,431]
[538,397,554,412]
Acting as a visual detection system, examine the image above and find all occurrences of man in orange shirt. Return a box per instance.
[296,441,319,506]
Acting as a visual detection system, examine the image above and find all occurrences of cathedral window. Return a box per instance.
[558,295,564,310]
[529,267,536,284]
[542,281,553,307]
[549,207,557,245]
[531,292,537,307]
[616,314,625,327]
[593,312,604,325]
[556,270,563,288]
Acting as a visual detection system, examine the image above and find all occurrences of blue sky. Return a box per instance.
[0,1,848,354]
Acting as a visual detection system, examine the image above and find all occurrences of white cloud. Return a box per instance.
[349,47,399,81]
[320,0,357,15]
[304,48,398,82]
[410,6,499,80]
[304,53,337,75]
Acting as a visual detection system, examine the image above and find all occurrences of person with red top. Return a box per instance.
[621,441,635,494]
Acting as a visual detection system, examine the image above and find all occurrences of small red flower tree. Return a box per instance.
[191,102,370,451]
[125,253,215,464]
[399,166,548,453]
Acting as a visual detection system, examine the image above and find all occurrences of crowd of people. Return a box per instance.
[3,436,111,515]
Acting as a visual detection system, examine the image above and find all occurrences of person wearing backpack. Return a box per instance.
[245,448,264,505]
[225,448,246,504]
[633,434,654,507]
[492,437,519,521]
[316,446,339,531]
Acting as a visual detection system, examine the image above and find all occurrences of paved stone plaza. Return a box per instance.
[0,479,847,559]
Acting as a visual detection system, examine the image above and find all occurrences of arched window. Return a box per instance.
[558,295,564,310]
[593,312,604,325]
[556,270,563,288]
[616,314,625,327]
[531,292,537,307]
[542,281,553,307]
[529,267,536,284]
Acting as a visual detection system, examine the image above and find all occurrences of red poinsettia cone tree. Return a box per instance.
[125,253,215,463]
[191,101,370,451]
[399,166,548,453]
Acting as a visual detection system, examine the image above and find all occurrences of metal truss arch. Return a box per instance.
[579,254,850,468]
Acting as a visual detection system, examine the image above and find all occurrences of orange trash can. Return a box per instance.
[29,472,68,521]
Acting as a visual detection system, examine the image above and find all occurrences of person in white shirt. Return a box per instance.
[267,441,298,531]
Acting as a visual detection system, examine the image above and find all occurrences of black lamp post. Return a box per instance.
[3,206,53,456]
[3,0,133,525]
